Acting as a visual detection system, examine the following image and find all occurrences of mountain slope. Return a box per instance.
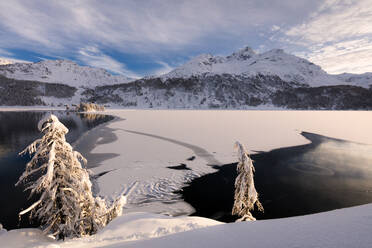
[0,60,134,88]
[84,74,372,110]
[84,74,304,108]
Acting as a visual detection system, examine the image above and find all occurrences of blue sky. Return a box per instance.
[0,0,371,78]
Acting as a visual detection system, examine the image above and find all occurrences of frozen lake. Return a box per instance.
[77,110,372,219]
[0,111,113,229]
[2,109,372,230]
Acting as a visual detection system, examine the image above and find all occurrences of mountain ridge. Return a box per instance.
[162,46,371,88]
[1,46,372,109]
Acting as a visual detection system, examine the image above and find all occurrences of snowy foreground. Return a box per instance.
[1,108,372,247]
[1,204,372,248]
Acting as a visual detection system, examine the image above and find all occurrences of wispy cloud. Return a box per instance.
[0,48,12,56]
[0,0,371,74]
[286,0,372,44]
[304,38,372,74]
[151,61,174,76]
[77,46,140,78]
[0,1,319,53]
[282,0,372,73]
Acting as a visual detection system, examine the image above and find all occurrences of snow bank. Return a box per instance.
[113,203,372,248]
[1,204,372,248]
[0,213,221,248]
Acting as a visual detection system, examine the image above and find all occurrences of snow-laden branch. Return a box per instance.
[17,114,127,239]
[19,200,42,216]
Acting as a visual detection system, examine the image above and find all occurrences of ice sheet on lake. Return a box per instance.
[83,110,372,216]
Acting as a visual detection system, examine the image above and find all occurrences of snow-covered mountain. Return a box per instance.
[0,60,134,88]
[163,46,370,88]
[1,47,372,109]
[336,72,372,88]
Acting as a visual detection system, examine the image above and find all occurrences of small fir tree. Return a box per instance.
[232,141,264,221]
[17,114,125,239]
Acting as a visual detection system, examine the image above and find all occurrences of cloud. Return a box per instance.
[0,0,371,74]
[151,61,174,76]
[0,48,12,56]
[283,0,372,73]
[0,0,320,54]
[271,25,281,32]
[286,0,372,44]
[303,38,372,74]
[78,46,140,78]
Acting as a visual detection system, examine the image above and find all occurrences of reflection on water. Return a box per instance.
[0,111,113,230]
[181,132,372,222]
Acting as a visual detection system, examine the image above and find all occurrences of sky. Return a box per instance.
[0,0,371,78]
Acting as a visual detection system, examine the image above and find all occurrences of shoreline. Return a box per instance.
[181,131,372,222]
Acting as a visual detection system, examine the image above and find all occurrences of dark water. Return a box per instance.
[0,111,113,230]
[181,132,372,222]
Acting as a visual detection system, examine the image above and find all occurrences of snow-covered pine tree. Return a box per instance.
[16,114,126,239]
[232,141,264,221]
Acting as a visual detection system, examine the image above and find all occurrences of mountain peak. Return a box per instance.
[268,48,284,54]
[227,46,256,61]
